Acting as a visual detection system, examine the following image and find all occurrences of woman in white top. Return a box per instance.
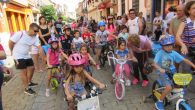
[153,11,162,32]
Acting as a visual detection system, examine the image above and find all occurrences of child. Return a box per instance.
[72,30,84,51]
[46,37,68,97]
[154,25,162,41]
[152,35,195,110]
[118,25,129,41]
[65,53,106,110]
[106,16,116,41]
[112,39,136,86]
[80,43,99,74]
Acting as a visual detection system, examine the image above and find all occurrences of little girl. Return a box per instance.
[118,25,129,41]
[112,39,136,86]
[80,43,99,75]
[46,37,68,97]
[73,30,84,51]
[65,53,105,110]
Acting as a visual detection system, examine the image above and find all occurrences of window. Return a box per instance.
[121,0,125,15]
[132,0,139,14]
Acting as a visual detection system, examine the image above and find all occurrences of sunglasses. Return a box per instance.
[130,13,135,14]
[34,30,39,33]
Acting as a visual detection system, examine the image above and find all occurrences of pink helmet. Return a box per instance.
[48,37,59,44]
[68,53,85,66]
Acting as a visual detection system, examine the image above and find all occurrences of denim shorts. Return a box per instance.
[159,73,173,86]
[69,82,86,96]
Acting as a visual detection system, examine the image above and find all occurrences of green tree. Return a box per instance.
[40,5,56,21]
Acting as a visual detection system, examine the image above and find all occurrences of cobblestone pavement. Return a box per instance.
[2,62,195,110]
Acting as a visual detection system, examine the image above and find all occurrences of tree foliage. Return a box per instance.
[40,5,56,21]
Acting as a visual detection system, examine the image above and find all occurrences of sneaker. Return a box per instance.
[132,78,139,85]
[29,82,38,87]
[142,80,149,87]
[155,101,164,110]
[96,64,100,70]
[125,79,131,86]
[24,88,36,96]
[45,89,50,97]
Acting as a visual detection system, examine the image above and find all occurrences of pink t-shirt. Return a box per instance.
[48,48,62,65]
[106,25,116,41]
[82,53,89,66]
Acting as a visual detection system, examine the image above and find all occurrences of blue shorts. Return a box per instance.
[42,44,50,54]
[69,82,86,96]
[159,74,173,86]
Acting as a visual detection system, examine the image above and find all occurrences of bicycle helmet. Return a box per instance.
[48,37,59,44]
[160,35,175,46]
[63,25,71,31]
[68,53,85,66]
[98,21,106,27]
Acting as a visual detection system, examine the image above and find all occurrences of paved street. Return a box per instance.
[2,62,195,110]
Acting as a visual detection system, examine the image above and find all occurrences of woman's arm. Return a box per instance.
[169,20,174,35]
[41,26,51,37]
[39,30,47,45]
[138,18,143,35]
[176,22,188,54]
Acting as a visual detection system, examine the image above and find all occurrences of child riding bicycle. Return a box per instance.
[111,39,137,86]
[149,35,195,110]
[64,53,106,110]
[46,37,68,97]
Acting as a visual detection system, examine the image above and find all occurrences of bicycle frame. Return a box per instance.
[153,79,192,110]
[107,51,127,83]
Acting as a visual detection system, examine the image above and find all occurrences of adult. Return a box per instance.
[39,16,51,45]
[166,6,176,25]
[0,43,6,110]
[48,20,55,37]
[9,23,44,95]
[106,15,117,41]
[54,17,64,37]
[127,9,143,35]
[90,20,98,33]
[176,1,195,73]
[169,5,185,52]
[138,12,146,35]
[153,11,163,41]
[128,34,152,87]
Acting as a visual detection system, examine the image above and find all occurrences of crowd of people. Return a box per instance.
[0,1,194,110]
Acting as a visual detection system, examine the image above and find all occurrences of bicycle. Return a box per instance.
[48,66,64,92]
[107,52,131,100]
[143,71,194,110]
[99,40,115,68]
[75,85,104,110]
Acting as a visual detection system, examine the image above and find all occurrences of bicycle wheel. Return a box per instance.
[178,102,192,110]
[51,78,59,90]
[115,80,125,100]
[152,80,168,106]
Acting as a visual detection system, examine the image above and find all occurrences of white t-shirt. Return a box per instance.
[153,16,162,31]
[73,37,84,48]
[127,17,139,34]
[166,12,176,24]
[10,31,40,59]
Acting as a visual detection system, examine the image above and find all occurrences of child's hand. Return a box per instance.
[160,68,165,74]
[67,95,73,101]
[99,83,106,89]
[48,65,52,68]
[132,57,138,62]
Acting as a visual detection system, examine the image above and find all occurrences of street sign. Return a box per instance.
[0,0,10,3]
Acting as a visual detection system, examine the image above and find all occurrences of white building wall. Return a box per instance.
[139,0,147,18]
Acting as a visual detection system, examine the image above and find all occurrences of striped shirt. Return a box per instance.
[182,17,195,46]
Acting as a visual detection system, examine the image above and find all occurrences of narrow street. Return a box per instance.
[2,62,195,110]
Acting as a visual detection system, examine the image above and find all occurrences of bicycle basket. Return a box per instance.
[77,96,100,110]
[173,73,192,86]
